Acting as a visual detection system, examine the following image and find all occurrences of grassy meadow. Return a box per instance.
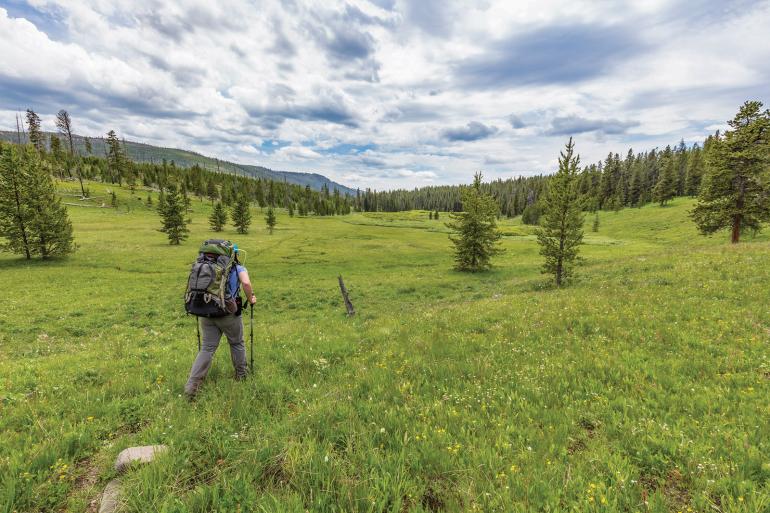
[1,182,769,512]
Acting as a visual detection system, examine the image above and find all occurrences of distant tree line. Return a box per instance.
[10,109,354,217]
[354,135,712,220]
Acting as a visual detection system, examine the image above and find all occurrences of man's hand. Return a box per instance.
[249,294,257,305]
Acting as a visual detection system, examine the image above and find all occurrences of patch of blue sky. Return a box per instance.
[317,143,377,155]
[259,139,290,154]
[2,1,69,42]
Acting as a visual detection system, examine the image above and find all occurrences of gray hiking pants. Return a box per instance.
[185,314,248,395]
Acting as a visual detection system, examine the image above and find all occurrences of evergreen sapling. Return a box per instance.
[159,184,189,245]
[209,202,227,232]
[446,172,502,272]
[536,138,585,286]
[232,194,252,234]
[265,207,276,234]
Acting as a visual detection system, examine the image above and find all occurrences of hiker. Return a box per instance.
[184,240,257,398]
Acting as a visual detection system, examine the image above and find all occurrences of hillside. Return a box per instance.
[0,130,356,195]
[2,181,769,512]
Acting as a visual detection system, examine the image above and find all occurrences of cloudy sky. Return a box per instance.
[1,0,768,190]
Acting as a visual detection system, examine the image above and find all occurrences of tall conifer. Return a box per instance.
[159,184,189,244]
[536,138,584,286]
[653,149,677,206]
[446,172,502,272]
[0,145,32,258]
[25,150,75,258]
[692,101,770,243]
[232,194,252,234]
[25,109,44,153]
[209,202,227,232]
[265,207,276,234]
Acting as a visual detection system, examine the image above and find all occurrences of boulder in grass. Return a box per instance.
[98,479,122,513]
[114,445,168,473]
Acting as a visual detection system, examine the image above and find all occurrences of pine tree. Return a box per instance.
[159,184,189,245]
[592,212,599,232]
[24,149,75,258]
[0,145,32,258]
[653,149,676,206]
[206,178,218,204]
[692,101,770,243]
[110,190,117,208]
[49,135,62,162]
[84,137,93,155]
[232,194,252,234]
[684,144,704,196]
[446,172,502,272]
[429,211,433,220]
[265,207,276,234]
[181,184,191,211]
[536,138,585,286]
[628,163,644,206]
[145,194,153,207]
[106,130,124,185]
[25,109,44,153]
[434,210,439,220]
[288,203,295,217]
[521,204,540,225]
[56,109,87,197]
[209,202,227,232]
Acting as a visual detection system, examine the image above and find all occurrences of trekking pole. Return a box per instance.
[195,316,201,352]
[249,303,254,373]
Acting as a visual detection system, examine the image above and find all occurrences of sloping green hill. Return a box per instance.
[2,189,769,511]
[0,130,356,195]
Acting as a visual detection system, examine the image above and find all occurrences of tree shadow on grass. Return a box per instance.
[0,255,71,270]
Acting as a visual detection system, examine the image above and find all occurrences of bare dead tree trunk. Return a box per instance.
[338,275,355,316]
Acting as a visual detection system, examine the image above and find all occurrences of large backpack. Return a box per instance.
[184,239,238,317]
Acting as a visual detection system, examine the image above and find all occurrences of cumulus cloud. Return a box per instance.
[441,121,498,142]
[508,114,525,129]
[279,145,323,159]
[547,115,640,136]
[454,23,645,90]
[397,169,437,180]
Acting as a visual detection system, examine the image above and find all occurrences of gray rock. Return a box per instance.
[98,479,121,513]
[114,445,168,473]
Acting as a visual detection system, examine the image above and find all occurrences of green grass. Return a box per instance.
[1,182,769,512]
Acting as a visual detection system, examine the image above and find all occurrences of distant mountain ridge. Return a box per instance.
[0,130,356,195]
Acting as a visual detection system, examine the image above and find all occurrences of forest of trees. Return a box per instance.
[354,135,712,220]
[3,109,354,218]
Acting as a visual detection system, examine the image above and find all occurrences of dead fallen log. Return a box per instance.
[338,275,355,316]
[64,203,111,208]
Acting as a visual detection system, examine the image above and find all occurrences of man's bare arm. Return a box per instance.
[238,270,257,304]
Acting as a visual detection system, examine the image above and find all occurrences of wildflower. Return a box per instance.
[87,416,94,422]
